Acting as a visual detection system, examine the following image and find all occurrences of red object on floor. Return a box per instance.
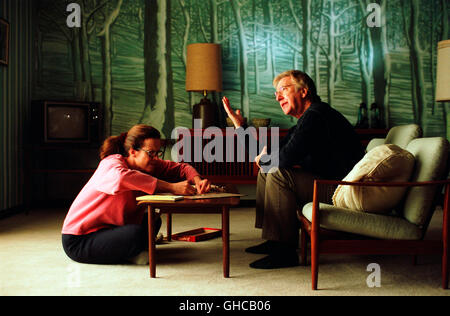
[171,228,222,242]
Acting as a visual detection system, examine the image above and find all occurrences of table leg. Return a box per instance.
[167,213,172,242]
[148,206,156,278]
[222,206,230,278]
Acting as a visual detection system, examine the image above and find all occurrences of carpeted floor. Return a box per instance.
[0,206,448,296]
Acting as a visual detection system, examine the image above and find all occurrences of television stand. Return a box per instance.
[25,142,101,208]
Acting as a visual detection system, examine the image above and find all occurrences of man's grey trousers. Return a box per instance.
[255,168,335,247]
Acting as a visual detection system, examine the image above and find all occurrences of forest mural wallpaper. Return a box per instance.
[34,0,449,140]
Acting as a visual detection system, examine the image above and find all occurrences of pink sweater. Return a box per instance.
[62,154,200,235]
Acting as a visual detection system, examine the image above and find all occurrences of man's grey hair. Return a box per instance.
[273,70,321,102]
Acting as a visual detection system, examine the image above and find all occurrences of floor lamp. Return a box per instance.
[436,40,450,140]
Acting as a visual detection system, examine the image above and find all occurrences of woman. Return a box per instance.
[62,124,210,264]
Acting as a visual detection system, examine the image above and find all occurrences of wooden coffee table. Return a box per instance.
[137,184,241,278]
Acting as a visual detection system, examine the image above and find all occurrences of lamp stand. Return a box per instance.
[192,93,216,129]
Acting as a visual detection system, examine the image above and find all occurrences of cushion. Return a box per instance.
[366,124,422,152]
[384,124,422,149]
[366,138,385,152]
[332,144,415,214]
[301,203,422,240]
[402,137,449,226]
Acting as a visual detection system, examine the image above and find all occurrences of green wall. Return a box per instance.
[0,0,35,212]
[34,0,449,139]
[35,0,450,139]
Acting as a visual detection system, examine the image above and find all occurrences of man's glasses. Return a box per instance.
[274,84,295,97]
[139,149,164,159]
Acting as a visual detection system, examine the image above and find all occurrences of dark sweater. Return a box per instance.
[262,101,364,180]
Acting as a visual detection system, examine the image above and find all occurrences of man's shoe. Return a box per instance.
[245,240,278,254]
[249,252,299,269]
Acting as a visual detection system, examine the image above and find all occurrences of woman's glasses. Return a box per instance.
[139,149,164,159]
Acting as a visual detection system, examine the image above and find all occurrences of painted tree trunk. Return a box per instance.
[358,30,372,107]
[98,0,123,137]
[326,0,337,106]
[230,0,250,119]
[314,0,325,94]
[209,0,221,114]
[164,1,175,139]
[262,0,275,79]
[287,0,311,74]
[210,0,219,43]
[369,13,386,127]
[142,0,174,139]
[408,0,426,129]
[70,30,82,89]
[294,32,300,69]
[381,1,391,128]
[178,0,191,112]
[358,0,373,108]
[301,0,311,74]
[442,0,449,38]
[253,0,260,94]
[100,29,112,137]
[179,0,190,67]
[430,2,436,115]
[80,8,93,101]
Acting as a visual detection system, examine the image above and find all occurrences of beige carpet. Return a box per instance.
[0,206,448,296]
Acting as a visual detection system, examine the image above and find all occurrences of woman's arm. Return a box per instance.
[155,160,200,182]
[156,163,210,194]
[192,175,211,194]
[155,178,197,195]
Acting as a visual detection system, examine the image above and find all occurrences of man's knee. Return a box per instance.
[257,169,267,182]
[265,168,294,188]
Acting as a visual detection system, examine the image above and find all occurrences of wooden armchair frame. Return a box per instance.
[299,179,450,290]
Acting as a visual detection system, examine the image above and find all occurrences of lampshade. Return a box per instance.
[186,43,223,93]
[436,39,450,102]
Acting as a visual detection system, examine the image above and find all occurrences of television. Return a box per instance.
[32,100,102,144]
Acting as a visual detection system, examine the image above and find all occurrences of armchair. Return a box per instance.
[298,137,449,290]
[366,124,422,152]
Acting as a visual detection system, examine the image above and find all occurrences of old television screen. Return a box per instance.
[46,102,89,142]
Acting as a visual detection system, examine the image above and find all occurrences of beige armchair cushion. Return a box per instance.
[366,138,385,152]
[366,124,422,152]
[385,124,422,149]
[301,203,422,240]
[332,144,415,214]
[402,137,449,226]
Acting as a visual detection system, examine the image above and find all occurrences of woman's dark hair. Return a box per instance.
[99,124,161,160]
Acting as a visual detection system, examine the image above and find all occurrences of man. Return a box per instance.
[222,70,364,269]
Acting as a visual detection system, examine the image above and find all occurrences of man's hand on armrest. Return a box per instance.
[254,146,268,169]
